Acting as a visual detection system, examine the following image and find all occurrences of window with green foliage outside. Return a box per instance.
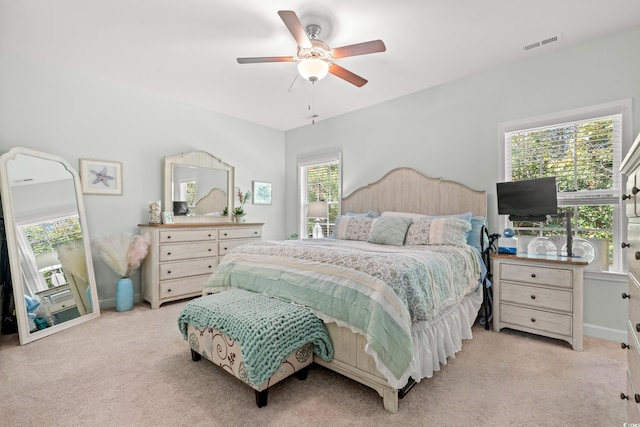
[505,114,621,271]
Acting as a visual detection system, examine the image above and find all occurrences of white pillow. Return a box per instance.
[380,211,428,221]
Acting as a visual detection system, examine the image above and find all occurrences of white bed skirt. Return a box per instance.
[367,285,483,389]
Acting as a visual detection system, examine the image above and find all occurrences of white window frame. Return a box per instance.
[498,99,632,273]
[297,151,342,239]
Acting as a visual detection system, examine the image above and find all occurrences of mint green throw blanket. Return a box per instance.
[203,239,482,382]
[178,288,333,386]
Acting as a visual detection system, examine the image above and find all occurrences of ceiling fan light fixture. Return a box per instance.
[297,58,329,82]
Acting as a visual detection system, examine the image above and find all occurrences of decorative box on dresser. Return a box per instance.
[139,222,263,309]
[621,132,640,422]
[491,253,587,351]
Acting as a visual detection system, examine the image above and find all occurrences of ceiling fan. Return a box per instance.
[237,10,386,87]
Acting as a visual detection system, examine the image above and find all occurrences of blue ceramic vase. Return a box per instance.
[115,277,134,312]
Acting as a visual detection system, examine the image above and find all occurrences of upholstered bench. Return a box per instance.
[178,289,333,408]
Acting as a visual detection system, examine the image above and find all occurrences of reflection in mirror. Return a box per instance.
[0,147,100,345]
[163,151,235,223]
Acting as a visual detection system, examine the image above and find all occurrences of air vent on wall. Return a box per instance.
[523,34,561,51]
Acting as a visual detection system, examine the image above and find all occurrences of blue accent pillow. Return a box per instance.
[467,216,489,252]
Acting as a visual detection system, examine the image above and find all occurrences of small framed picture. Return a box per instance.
[252,181,272,205]
[80,159,123,195]
[162,211,174,224]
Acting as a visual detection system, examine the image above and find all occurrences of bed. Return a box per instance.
[197,167,488,413]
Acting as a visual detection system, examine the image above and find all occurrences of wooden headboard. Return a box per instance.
[342,167,486,217]
[194,187,227,214]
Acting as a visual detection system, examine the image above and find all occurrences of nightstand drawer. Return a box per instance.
[501,282,572,312]
[159,275,208,299]
[159,229,217,243]
[159,258,218,280]
[159,242,217,261]
[500,263,572,289]
[500,304,572,336]
[219,227,262,240]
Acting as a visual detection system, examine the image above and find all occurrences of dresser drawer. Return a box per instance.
[219,227,262,240]
[159,258,218,280]
[159,275,208,299]
[628,223,640,280]
[219,238,260,256]
[159,229,217,243]
[628,369,640,423]
[159,242,217,261]
[500,263,572,289]
[500,304,572,336]
[501,282,572,313]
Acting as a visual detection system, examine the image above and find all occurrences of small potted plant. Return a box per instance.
[234,189,251,223]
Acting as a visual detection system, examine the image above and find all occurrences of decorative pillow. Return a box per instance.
[333,216,375,240]
[405,217,472,246]
[367,217,413,246]
[467,216,489,252]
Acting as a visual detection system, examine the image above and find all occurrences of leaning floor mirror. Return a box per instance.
[0,147,100,345]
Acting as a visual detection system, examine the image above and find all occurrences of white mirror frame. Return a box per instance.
[163,151,235,223]
[0,147,100,344]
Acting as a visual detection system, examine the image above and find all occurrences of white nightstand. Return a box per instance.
[491,253,587,351]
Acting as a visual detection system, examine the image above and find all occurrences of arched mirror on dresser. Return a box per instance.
[0,147,100,345]
[164,151,235,223]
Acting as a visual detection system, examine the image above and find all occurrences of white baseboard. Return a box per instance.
[584,323,625,343]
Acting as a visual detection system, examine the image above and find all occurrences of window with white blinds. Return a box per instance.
[502,100,630,273]
[298,152,341,238]
[506,114,621,206]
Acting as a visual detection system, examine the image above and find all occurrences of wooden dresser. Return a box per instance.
[139,222,263,309]
[621,133,640,421]
[491,253,587,351]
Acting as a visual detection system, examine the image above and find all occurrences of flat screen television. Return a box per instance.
[496,177,558,221]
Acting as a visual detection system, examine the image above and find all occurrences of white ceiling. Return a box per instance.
[2,1,640,131]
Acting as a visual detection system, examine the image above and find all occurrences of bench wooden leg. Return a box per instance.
[255,389,268,408]
[294,367,308,381]
[191,349,202,362]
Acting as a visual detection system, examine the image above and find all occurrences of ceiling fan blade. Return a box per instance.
[328,64,368,87]
[331,40,386,59]
[237,56,296,64]
[278,10,312,48]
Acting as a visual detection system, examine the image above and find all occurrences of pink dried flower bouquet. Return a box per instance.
[95,233,151,278]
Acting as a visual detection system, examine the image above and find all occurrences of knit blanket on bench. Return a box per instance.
[178,288,333,386]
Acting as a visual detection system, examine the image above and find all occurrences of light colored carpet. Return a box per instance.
[0,300,627,426]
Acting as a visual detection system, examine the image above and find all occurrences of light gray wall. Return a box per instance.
[0,51,286,308]
[284,26,640,341]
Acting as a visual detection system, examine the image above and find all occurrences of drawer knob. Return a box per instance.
[208,234,212,237]
[208,265,212,269]
[622,242,631,248]
[531,273,536,278]
[224,233,228,236]
[622,342,631,349]
[623,292,631,299]
[208,249,212,252]
[167,235,172,239]
[623,194,632,200]
[634,186,640,195]
[636,323,640,333]
[530,295,536,300]
[530,318,536,323]
[636,252,640,261]
[167,288,171,293]
[636,394,640,404]
[224,247,228,250]
[167,270,172,274]
[167,252,172,256]
[254,231,258,235]
[622,393,630,400]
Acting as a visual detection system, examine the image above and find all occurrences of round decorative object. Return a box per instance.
[116,277,134,312]
[503,228,515,238]
[527,237,558,256]
[562,238,596,263]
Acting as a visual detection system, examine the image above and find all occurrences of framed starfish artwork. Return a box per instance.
[79,159,123,195]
